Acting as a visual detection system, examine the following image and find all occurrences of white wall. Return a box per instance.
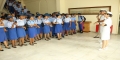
[57,0,119,34]
[22,0,56,14]
[0,0,6,12]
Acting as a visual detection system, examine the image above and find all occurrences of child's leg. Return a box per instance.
[44,34,47,40]
[32,38,34,44]
[37,34,40,40]
[19,38,22,45]
[40,33,43,39]
[0,44,3,50]
[57,33,60,39]
[50,32,52,37]
[47,33,50,39]
[29,38,32,45]
[14,40,17,46]
[60,33,62,39]
[3,41,10,48]
[12,40,15,47]
[21,37,24,45]
[66,30,68,36]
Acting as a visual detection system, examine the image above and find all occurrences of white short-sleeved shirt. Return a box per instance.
[43,19,50,25]
[3,20,8,27]
[36,19,43,24]
[27,20,35,25]
[7,21,16,28]
[8,2,13,6]
[64,18,71,23]
[16,19,25,26]
[71,17,76,22]
[24,9,28,13]
[17,8,22,13]
[53,18,62,24]
[13,17,17,21]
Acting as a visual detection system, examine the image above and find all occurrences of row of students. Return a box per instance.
[0,12,85,51]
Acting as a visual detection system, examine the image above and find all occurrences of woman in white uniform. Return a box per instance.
[99,12,112,50]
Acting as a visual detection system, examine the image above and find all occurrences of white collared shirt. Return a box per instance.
[7,21,16,28]
[36,19,43,24]
[53,18,62,24]
[64,17,71,23]
[43,19,50,25]
[16,19,25,26]
[3,20,8,27]
[24,9,28,13]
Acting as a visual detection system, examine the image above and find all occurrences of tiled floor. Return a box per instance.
[0,32,120,60]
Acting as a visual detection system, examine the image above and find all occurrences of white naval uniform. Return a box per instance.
[99,15,106,33]
[101,17,112,40]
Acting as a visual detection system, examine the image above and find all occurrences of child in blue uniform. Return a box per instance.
[7,16,18,48]
[0,17,10,51]
[27,16,39,45]
[78,13,84,33]
[16,14,27,46]
[63,14,71,36]
[53,15,63,40]
[70,14,76,35]
[35,14,43,40]
[43,14,51,41]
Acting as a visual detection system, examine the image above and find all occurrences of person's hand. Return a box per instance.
[94,22,99,25]
[4,28,7,32]
[101,23,105,26]
[23,27,26,29]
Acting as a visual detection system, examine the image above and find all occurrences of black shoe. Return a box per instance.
[62,36,64,38]
[94,36,99,38]
[34,43,37,44]
[12,46,17,48]
[0,49,4,51]
[5,47,10,49]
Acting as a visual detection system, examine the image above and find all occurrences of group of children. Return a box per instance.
[5,0,28,15]
[0,12,85,51]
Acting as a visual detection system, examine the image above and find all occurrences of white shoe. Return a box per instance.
[99,48,104,51]
[104,47,108,50]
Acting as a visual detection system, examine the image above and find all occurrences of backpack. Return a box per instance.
[80,16,86,22]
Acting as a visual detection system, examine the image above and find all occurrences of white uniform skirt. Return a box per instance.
[101,27,110,40]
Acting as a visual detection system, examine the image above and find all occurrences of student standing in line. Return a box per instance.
[43,14,51,41]
[70,14,76,35]
[36,14,43,40]
[11,13,17,22]
[78,13,84,33]
[99,12,112,50]
[16,14,27,46]
[53,14,63,40]
[63,14,71,36]
[27,16,39,45]
[0,17,10,51]
[23,6,28,14]
[7,16,18,48]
